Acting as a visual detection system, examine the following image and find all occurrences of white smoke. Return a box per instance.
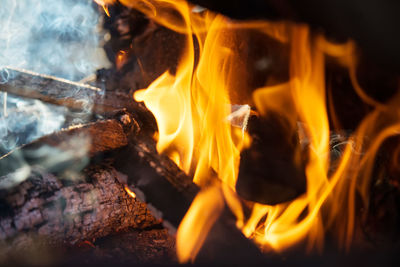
[0,96,67,153]
[0,0,108,80]
[0,0,109,154]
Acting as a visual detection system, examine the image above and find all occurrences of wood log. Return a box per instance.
[0,67,100,111]
[113,136,199,230]
[0,111,138,179]
[0,67,151,117]
[0,164,158,253]
[112,137,266,263]
[0,109,196,253]
[236,114,307,205]
[0,66,158,139]
[0,111,160,252]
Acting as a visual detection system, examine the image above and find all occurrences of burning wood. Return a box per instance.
[0,105,262,262]
[0,112,154,249]
[237,113,307,205]
[1,0,399,265]
[0,164,157,251]
[111,0,400,263]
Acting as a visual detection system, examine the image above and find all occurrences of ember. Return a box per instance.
[124,185,137,198]
[0,0,399,265]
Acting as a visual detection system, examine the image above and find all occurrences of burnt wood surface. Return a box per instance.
[0,107,263,262]
[0,110,192,252]
[0,114,137,179]
[113,136,199,231]
[237,114,307,205]
[0,164,158,253]
[0,67,152,118]
[113,137,265,263]
[0,112,158,251]
[0,67,101,111]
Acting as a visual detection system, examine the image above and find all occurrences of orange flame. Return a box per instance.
[176,185,225,262]
[116,0,400,262]
[103,5,111,17]
[116,50,128,69]
[124,186,136,198]
[93,0,112,17]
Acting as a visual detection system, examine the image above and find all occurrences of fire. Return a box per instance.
[103,6,111,17]
[107,0,399,263]
[94,0,112,17]
[124,186,136,198]
[116,50,128,70]
[176,185,225,262]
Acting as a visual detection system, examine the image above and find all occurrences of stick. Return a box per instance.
[0,67,145,115]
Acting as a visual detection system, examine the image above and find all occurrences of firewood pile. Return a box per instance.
[0,68,262,265]
[0,4,260,264]
[0,2,187,263]
[0,71,177,264]
[0,0,399,266]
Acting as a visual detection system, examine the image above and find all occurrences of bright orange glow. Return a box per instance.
[103,5,111,17]
[176,185,225,263]
[93,0,112,17]
[124,186,136,199]
[116,50,128,70]
[115,0,400,262]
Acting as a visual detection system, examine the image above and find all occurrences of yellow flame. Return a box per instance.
[103,5,111,17]
[242,30,400,253]
[134,1,248,190]
[116,0,400,262]
[124,186,136,198]
[93,0,112,17]
[116,50,128,69]
[176,185,225,263]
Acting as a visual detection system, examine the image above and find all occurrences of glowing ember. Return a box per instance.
[124,186,136,199]
[116,50,128,70]
[109,0,399,263]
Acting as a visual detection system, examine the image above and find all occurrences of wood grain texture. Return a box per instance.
[0,67,150,116]
[0,164,158,252]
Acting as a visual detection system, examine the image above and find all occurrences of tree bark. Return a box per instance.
[0,164,158,253]
[0,67,150,116]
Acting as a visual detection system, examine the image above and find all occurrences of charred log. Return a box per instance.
[0,106,263,262]
[0,112,138,179]
[113,138,199,230]
[236,113,307,205]
[0,164,158,252]
[0,111,159,250]
[98,23,186,92]
[0,67,152,121]
[0,67,100,111]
